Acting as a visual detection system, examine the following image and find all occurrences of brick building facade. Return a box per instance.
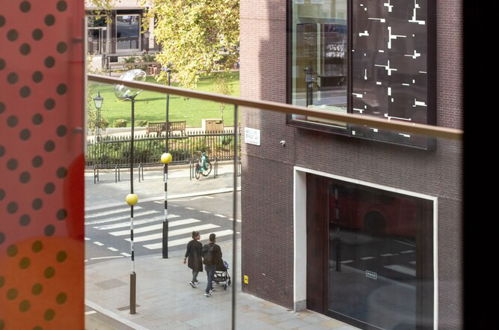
[240,1,462,329]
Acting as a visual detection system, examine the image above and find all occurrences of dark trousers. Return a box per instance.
[205,264,216,293]
[192,270,199,282]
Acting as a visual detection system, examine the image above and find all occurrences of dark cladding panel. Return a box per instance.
[352,0,433,149]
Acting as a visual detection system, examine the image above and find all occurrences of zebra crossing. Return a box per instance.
[85,200,235,257]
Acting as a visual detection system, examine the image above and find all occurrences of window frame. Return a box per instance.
[286,0,437,150]
[115,13,142,52]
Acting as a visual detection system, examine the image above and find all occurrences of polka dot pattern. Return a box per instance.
[0,238,82,328]
[0,0,84,328]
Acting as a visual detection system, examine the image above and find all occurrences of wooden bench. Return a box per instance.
[168,121,187,134]
[105,60,161,75]
[146,121,187,136]
[146,122,166,135]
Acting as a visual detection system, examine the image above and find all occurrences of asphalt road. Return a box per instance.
[85,192,241,265]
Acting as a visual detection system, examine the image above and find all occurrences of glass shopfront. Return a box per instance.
[307,174,434,329]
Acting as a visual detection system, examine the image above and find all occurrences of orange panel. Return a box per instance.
[0,0,84,329]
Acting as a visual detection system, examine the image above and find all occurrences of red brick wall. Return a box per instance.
[240,0,463,326]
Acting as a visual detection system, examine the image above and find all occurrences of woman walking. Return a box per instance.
[184,231,203,287]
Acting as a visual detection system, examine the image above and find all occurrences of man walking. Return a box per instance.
[202,233,222,297]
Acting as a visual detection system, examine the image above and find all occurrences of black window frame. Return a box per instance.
[286,0,437,150]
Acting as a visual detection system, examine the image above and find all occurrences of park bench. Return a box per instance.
[146,121,187,136]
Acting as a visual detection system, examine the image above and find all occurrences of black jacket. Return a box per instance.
[185,239,203,272]
[202,242,222,267]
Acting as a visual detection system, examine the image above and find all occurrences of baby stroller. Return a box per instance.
[213,260,231,290]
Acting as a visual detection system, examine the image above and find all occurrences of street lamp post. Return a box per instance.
[93,91,104,141]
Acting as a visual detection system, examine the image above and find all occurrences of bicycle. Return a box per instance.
[194,151,212,179]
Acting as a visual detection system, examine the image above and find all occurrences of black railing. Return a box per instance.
[86,130,239,168]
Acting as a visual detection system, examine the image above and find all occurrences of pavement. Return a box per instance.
[84,162,359,330]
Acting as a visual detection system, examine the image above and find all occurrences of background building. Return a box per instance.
[240,1,462,329]
[85,0,159,71]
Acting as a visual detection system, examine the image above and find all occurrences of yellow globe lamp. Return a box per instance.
[160,152,172,164]
[125,193,139,206]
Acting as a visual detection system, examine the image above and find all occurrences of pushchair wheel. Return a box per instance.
[228,278,231,286]
[224,284,227,290]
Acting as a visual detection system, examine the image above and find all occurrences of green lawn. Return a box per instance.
[88,72,240,128]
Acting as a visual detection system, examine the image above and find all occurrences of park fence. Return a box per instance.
[85,129,240,168]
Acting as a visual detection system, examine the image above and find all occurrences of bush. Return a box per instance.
[96,118,109,129]
[221,136,232,146]
[142,54,156,62]
[123,57,136,63]
[113,119,127,127]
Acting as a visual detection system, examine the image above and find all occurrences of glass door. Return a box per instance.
[327,181,433,330]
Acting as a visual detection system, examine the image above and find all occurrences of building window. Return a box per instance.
[290,0,349,130]
[288,0,435,149]
[87,15,108,55]
[116,15,141,51]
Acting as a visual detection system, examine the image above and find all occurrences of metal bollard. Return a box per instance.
[138,163,143,182]
[93,165,99,184]
[213,157,218,179]
[189,159,193,181]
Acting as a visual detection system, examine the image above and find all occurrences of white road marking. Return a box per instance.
[109,218,201,236]
[89,256,124,261]
[121,252,131,257]
[384,264,416,277]
[93,241,104,246]
[144,229,234,249]
[214,214,226,218]
[395,240,416,247]
[85,310,97,315]
[185,207,195,210]
[189,196,214,201]
[200,210,211,214]
[361,256,375,260]
[107,247,118,252]
[85,206,142,219]
[94,214,179,230]
[85,210,159,225]
[126,224,220,243]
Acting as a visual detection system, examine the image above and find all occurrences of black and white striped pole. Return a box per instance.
[161,67,172,259]
[125,95,137,315]
[115,69,147,315]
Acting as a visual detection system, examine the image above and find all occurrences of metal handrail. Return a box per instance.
[87,74,463,140]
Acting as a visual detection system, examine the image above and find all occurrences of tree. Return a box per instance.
[144,0,239,89]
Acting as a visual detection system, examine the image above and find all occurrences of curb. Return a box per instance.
[85,299,150,330]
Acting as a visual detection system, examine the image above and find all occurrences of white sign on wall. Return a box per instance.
[244,127,260,146]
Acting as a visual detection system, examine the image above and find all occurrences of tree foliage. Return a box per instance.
[144,0,239,88]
